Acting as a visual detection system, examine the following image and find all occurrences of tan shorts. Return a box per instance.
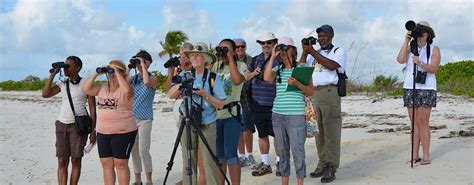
[55,120,87,158]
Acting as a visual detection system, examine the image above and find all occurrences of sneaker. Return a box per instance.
[275,162,281,177]
[321,163,336,183]
[248,155,259,170]
[239,156,249,167]
[251,163,272,176]
[310,167,325,178]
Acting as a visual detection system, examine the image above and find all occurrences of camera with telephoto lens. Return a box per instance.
[414,70,427,84]
[49,62,70,73]
[301,36,318,45]
[96,67,114,73]
[215,46,229,58]
[128,58,140,68]
[164,56,181,68]
[405,20,425,38]
[172,71,195,84]
[275,44,288,52]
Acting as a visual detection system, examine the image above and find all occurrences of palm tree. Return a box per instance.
[158,30,189,59]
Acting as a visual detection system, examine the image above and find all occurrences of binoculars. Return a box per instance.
[301,36,318,45]
[128,58,140,69]
[215,46,229,57]
[96,67,115,73]
[49,62,70,73]
[275,44,289,52]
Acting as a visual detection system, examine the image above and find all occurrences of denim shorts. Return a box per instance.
[216,116,242,165]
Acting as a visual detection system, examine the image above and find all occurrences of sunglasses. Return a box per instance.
[259,41,274,45]
[236,45,246,49]
[191,44,205,51]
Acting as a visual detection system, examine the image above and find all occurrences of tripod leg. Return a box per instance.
[191,123,231,185]
[163,117,186,184]
[184,118,195,184]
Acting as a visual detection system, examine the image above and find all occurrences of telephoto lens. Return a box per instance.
[301,36,317,45]
[96,67,114,73]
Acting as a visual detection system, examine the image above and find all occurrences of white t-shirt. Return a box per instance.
[403,44,437,90]
[57,79,88,124]
[305,45,346,86]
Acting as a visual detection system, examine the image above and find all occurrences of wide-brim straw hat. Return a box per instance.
[183,42,217,64]
[418,21,435,39]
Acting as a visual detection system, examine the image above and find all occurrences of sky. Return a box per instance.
[0,0,473,83]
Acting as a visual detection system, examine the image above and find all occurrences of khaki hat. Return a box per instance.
[256,32,278,43]
[418,21,435,39]
[183,42,217,64]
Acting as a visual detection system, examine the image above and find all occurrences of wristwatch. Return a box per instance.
[205,95,210,100]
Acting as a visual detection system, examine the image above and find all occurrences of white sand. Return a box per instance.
[0,91,473,185]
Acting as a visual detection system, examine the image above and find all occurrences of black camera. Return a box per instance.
[414,70,427,84]
[215,46,228,57]
[275,44,288,52]
[96,67,114,73]
[405,20,425,38]
[301,36,318,45]
[49,62,70,73]
[128,58,140,68]
[190,105,203,126]
[164,56,180,68]
[172,72,195,84]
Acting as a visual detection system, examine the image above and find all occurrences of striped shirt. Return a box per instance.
[132,75,156,120]
[272,67,305,115]
[248,53,277,106]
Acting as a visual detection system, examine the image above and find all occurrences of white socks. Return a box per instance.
[238,153,245,158]
[262,154,269,165]
[276,156,280,162]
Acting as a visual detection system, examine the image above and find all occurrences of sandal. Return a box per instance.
[251,163,272,176]
[420,159,431,165]
[406,157,422,164]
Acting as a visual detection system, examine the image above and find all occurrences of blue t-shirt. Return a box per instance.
[132,75,156,120]
[179,70,227,125]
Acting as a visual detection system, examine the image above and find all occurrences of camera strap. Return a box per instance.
[66,79,90,117]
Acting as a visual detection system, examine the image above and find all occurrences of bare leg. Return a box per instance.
[296,177,304,185]
[145,172,152,183]
[100,157,116,185]
[407,107,421,160]
[114,158,131,185]
[281,176,289,185]
[57,157,69,185]
[228,164,241,185]
[197,146,206,185]
[219,164,228,185]
[238,132,245,155]
[70,157,82,185]
[243,130,253,153]
[418,107,432,160]
[259,136,270,154]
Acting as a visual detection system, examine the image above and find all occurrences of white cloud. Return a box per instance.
[236,0,473,83]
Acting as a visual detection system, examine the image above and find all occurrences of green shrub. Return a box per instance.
[436,60,473,97]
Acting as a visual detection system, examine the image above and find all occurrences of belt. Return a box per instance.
[313,84,337,90]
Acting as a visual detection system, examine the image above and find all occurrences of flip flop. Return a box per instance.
[421,159,431,165]
[406,157,422,164]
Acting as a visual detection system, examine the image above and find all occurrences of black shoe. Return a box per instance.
[321,164,336,183]
[310,167,325,178]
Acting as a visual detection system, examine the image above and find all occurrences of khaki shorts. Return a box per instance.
[55,120,87,158]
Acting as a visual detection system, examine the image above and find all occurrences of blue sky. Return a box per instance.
[0,0,473,83]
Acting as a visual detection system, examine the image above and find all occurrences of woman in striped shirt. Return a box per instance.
[263,37,314,185]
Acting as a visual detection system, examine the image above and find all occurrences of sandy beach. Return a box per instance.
[0,91,472,185]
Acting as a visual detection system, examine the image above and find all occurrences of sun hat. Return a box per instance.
[108,60,126,71]
[277,37,295,47]
[183,42,217,64]
[256,32,278,43]
[418,21,436,39]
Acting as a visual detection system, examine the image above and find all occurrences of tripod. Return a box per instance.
[163,85,230,185]
[409,37,419,168]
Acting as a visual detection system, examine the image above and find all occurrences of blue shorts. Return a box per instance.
[216,116,242,165]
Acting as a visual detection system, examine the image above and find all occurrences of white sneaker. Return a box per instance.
[239,156,249,167]
[248,155,259,170]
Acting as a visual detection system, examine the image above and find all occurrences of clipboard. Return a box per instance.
[286,67,314,91]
